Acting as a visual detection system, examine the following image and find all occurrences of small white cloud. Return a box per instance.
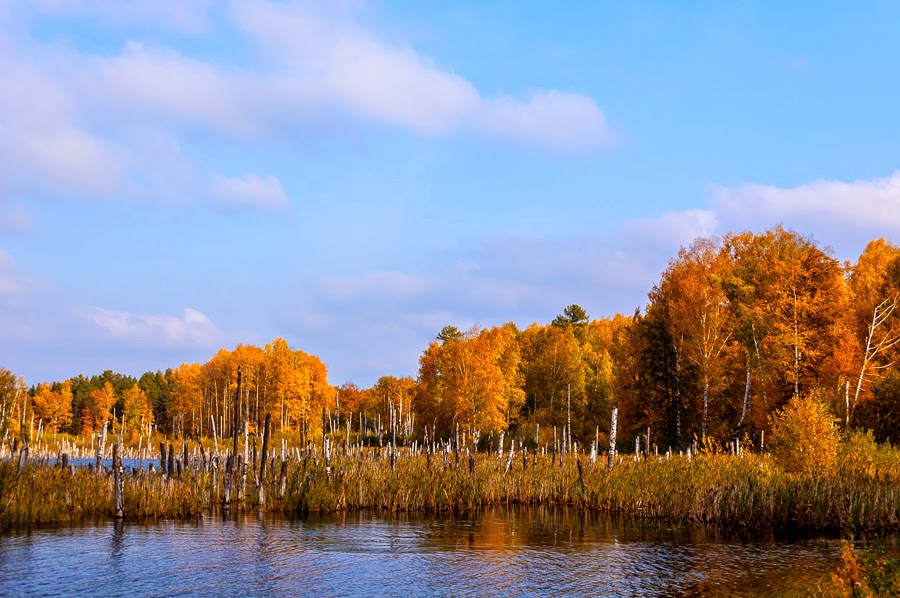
[620,209,720,248]
[210,174,289,211]
[711,172,900,231]
[83,306,222,348]
[477,90,614,150]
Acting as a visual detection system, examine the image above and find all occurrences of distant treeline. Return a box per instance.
[2,226,899,449]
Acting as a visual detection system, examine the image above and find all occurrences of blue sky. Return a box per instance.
[2,1,900,387]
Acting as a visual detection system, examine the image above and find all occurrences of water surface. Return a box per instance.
[0,507,844,596]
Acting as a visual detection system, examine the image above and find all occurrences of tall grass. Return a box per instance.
[3,435,899,532]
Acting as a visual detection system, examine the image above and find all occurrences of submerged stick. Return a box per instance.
[113,442,125,519]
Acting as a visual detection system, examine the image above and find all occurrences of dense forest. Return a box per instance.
[2,226,899,450]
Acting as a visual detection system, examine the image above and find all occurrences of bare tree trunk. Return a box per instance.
[113,443,125,519]
[258,413,270,508]
[737,350,752,433]
[607,407,618,470]
[232,367,242,457]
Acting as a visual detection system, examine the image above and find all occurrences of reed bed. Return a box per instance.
[2,438,899,532]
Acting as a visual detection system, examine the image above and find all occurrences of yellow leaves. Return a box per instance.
[171,362,203,417]
[265,337,330,430]
[90,382,116,423]
[121,384,153,428]
[769,393,839,477]
[417,324,524,436]
[31,382,73,433]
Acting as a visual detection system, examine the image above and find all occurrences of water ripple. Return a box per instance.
[0,509,850,597]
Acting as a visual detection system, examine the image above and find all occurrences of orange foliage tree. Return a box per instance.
[846,239,900,426]
[82,381,116,434]
[31,381,73,434]
[416,324,524,439]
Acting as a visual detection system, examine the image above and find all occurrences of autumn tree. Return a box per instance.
[202,348,234,439]
[170,364,203,437]
[578,316,627,443]
[31,381,73,433]
[416,324,524,439]
[82,381,117,434]
[520,323,584,435]
[651,237,734,438]
[231,343,267,432]
[846,239,900,426]
[0,368,27,439]
[370,375,417,428]
[122,383,153,431]
[723,227,845,424]
[265,338,331,437]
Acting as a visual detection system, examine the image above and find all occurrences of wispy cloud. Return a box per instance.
[710,171,900,257]
[712,171,900,230]
[210,174,289,211]
[0,2,611,212]
[232,0,614,150]
[82,306,222,348]
[285,209,711,383]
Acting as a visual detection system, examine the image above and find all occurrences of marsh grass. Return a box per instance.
[3,436,899,532]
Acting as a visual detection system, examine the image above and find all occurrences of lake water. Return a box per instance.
[0,507,846,596]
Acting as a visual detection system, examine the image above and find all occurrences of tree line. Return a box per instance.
[2,226,899,450]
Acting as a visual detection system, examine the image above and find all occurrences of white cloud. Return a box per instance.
[83,306,222,348]
[0,0,611,210]
[709,171,900,259]
[477,90,614,150]
[210,174,289,211]
[231,0,613,149]
[83,42,271,138]
[0,44,124,198]
[711,171,900,231]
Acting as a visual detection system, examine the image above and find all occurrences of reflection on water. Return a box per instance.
[0,507,848,596]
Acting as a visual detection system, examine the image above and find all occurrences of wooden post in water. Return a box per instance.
[577,458,586,507]
[96,421,107,470]
[159,441,167,476]
[16,440,28,476]
[223,454,233,510]
[278,460,288,498]
[113,442,125,519]
[167,444,175,481]
[258,413,270,508]
[211,415,219,459]
[233,366,242,459]
[607,407,618,470]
